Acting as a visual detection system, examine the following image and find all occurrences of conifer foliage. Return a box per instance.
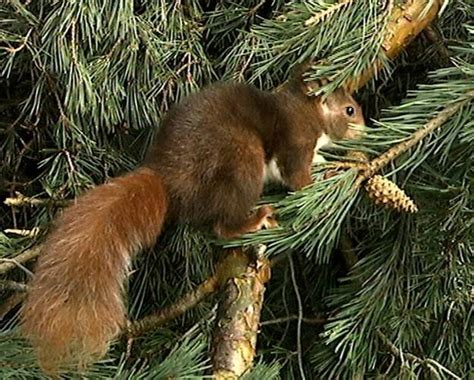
[1,1,472,378]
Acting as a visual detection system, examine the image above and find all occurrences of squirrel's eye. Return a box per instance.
[346,106,355,117]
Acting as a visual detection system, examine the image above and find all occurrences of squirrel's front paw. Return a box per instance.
[255,205,278,230]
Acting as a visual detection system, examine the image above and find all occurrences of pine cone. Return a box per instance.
[365,175,418,213]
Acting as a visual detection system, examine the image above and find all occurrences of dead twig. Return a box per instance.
[4,228,40,238]
[0,280,28,292]
[260,314,326,326]
[3,28,33,53]
[0,246,41,275]
[0,293,27,320]
[377,329,461,380]
[4,192,70,207]
[288,253,306,380]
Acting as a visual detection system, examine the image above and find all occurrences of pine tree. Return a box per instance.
[1,1,472,379]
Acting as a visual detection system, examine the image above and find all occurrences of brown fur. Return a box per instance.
[21,80,364,374]
[21,168,167,372]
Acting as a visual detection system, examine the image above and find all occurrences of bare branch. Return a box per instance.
[4,228,40,238]
[4,192,69,207]
[0,246,41,275]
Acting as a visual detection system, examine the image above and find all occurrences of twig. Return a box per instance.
[70,19,78,64]
[237,37,257,80]
[355,91,474,185]
[0,246,41,275]
[339,233,359,271]
[0,259,34,277]
[126,246,276,339]
[377,330,461,380]
[4,192,70,207]
[126,275,219,337]
[304,0,354,27]
[0,280,28,292]
[248,0,266,17]
[3,28,33,53]
[44,71,73,128]
[0,293,27,321]
[288,253,306,380]
[425,358,462,380]
[423,25,451,64]
[377,329,424,364]
[4,228,40,238]
[260,314,326,326]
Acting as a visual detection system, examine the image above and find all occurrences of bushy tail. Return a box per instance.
[21,167,167,374]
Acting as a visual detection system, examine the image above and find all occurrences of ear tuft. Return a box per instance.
[286,60,322,96]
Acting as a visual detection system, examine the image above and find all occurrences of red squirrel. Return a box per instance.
[21,74,364,373]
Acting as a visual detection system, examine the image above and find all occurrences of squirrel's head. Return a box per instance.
[285,61,366,141]
[315,87,365,141]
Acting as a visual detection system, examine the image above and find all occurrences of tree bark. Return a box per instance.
[211,247,271,379]
[346,0,442,92]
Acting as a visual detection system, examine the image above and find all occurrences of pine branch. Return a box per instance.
[127,246,267,338]
[354,89,474,184]
[304,0,355,27]
[346,0,443,92]
[335,223,467,379]
[126,275,219,338]
[211,247,271,379]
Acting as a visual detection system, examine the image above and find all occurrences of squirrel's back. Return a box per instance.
[144,83,279,225]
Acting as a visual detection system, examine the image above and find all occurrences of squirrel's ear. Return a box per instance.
[334,86,352,96]
[289,60,327,95]
[286,60,325,96]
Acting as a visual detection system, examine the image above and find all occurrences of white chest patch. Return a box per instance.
[264,158,283,184]
[264,133,332,184]
[312,133,332,164]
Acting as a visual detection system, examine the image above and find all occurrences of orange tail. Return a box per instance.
[21,167,167,373]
